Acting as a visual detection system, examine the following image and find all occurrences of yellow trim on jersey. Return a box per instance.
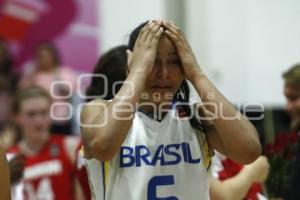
[202,140,212,170]
[104,161,110,186]
[195,129,213,171]
[80,146,84,156]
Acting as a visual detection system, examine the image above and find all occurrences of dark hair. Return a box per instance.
[86,45,128,101]
[0,39,20,94]
[35,42,61,66]
[0,75,13,95]
[128,21,148,51]
[0,38,12,75]
[128,21,204,131]
[13,87,51,114]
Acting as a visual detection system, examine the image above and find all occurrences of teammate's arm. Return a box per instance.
[64,136,88,200]
[209,156,269,200]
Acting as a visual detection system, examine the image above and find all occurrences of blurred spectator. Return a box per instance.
[0,76,20,149]
[20,42,78,135]
[0,38,13,74]
[283,64,300,131]
[282,63,300,199]
[0,38,19,91]
[210,152,269,200]
[7,87,87,200]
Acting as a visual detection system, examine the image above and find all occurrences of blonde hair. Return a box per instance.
[282,63,300,87]
[13,87,52,113]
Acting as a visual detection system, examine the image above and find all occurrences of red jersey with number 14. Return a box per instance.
[8,135,76,200]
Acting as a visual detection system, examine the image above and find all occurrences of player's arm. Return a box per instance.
[74,178,87,200]
[210,156,269,200]
[209,164,256,200]
[64,136,81,164]
[81,21,164,161]
[80,67,149,161]
[63,136,85,200]
[209,174,253,200]
[192,78,260,165]
[80,84,141,161]
[64,137,91,200]
[163,21,261,164]
[0,143,11,200]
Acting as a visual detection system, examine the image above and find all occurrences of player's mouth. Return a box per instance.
[151,85,172,91]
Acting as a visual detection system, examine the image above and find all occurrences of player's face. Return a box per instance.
[142,35,184,105]
[17,97,51,140]
[284,83,300,129]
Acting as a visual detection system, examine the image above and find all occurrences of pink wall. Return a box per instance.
[0,0,99,73]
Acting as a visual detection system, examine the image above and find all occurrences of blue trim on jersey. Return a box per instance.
[101,161,105,199]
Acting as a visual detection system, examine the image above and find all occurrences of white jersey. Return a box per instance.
[85,108,211,200]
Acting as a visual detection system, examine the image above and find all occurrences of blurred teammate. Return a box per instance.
[210,152,269,200]
[7,87,86,200]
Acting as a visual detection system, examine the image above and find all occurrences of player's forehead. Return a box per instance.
[20,97,50,111]
[157,36,178,58]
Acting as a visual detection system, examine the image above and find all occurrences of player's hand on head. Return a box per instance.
[163,21,203,82]
[127,20,164,75]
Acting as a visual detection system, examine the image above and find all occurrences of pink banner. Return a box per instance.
[0,0,99,72]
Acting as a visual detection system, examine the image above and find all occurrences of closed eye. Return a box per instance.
[287,95,299,102]
[169,59,181,66]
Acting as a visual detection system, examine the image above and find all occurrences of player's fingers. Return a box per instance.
[139,21,156,42]
[126,49,133,74]
[126,50,132,66]
[133,21,152,48]
[163,21,186,42]
[164,29,182,49]
[150,26,164,47]
[146,21,162,44]
[162,21,178,34]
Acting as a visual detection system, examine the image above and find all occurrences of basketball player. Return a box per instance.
[8,87,86,200]
[81,20,261,200]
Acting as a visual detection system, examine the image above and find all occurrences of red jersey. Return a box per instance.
[8,135,76,200]
[212,152,263,200]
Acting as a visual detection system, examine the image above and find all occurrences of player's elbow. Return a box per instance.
[237,127,262,164]
[89,137,115,161]
[240,141,262,165]
[81,126,115,161]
